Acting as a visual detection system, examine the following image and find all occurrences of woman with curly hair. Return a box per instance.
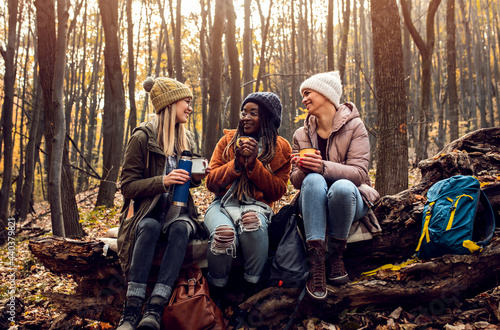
[204,92,292,303]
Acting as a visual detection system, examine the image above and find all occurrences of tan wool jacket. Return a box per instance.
[290,102,380,206]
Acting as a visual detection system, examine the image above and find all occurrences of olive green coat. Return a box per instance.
[117,119,205,275]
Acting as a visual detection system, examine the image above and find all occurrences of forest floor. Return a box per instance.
[1,167,500,329]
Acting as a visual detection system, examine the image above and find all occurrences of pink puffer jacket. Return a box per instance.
[290,102,380,206]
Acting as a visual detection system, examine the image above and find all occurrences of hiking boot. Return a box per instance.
[208,283,227,311]
[326,236,349,285]
[242,280,259,301]
[117,297,143,330]
[305,240,327,300]
[136,298,165,330]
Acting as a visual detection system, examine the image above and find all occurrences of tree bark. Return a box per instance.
[19,81,44,223]
[400,0,442,164]
[126,0,137,137]
[242,0,253,96]
[371,0,409,196]
[82,22,103,191]
[225,0,241,129]
[96,0,126,208]
[0,0,18,242]
[35,0,66,237]
[174,0,183,82]
[254,0,273,93]
[338,0,350,83]
[458,0,476,131]
[204,0,224,158]
[447,0,459,142]
[199,0,209,155]
[327,0,334,71]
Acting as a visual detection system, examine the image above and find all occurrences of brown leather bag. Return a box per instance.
[161,264,226,330]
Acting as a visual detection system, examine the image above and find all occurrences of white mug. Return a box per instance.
[191,157,208,174]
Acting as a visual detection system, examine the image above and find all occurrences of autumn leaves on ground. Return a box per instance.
[3,169,500,330]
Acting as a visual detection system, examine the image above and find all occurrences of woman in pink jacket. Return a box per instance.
[290,71,379,300]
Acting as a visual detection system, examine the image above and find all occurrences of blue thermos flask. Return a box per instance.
[172,150,192,207]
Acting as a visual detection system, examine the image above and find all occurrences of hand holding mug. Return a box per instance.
[191,157,210,181]
[235,136,258,169]
[295,148,323,174]
[192,165,211,182]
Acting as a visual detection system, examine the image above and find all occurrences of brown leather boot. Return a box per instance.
[326,236,349,285]
[305,240,327,300]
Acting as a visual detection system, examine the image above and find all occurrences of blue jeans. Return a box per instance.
[299,174,368,241]
[203,197,269,287]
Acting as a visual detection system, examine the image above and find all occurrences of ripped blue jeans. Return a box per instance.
[203,196,269,287]
[299,174,368,242]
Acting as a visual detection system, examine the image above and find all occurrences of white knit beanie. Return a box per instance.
[300,71,342,108]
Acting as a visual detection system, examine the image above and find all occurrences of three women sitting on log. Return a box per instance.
[116,72,379,329]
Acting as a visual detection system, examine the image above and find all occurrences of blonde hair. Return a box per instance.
[156,103,190,156]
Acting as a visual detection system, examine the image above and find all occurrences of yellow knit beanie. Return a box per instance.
[143,77,193,114]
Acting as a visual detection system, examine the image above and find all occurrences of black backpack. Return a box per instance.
[229,204,308,330]
[260,203,309,289]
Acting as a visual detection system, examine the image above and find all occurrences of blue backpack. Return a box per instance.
[415,175,496,260]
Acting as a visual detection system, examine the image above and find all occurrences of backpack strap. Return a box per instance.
[475,190,496,247]
[415,201,435,253]
[283,285,307,330]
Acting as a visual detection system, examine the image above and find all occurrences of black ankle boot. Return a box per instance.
[208,283,226,310]
[117,297,144,330]
[243,281,258,301]
[136,297,166,330]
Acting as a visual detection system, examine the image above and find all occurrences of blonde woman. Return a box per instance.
[116,77,210,330]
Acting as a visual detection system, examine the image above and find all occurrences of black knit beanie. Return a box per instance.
[241,92,282,129]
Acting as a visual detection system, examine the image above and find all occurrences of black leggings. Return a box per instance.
[128,218,191,288]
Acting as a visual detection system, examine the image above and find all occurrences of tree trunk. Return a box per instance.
[254,0,273,93]
[20,81,44,223]
[371,0,408,196]
[153,2,165,78]
[447,0,459,141]
[458,0,476,131]
[242,0,252,96]
[204,0,224,157]
[327,0,334,71]
[75,0,88,194]
[126,0,137,137]
[400,0,442,164]
[82,22,102,191]
[96,0,126,208]
[199,0,209,155]
[225,0,241,129]
[0,0,18,242]
[472,3,487,129]
[338,0,350,83]
[35,0,66,237]
[483,0,495,128]
[174,0,183,82]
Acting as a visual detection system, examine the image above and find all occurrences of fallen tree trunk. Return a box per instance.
[28,237,126,324]
[240,238,500,327]
[28,128,500,327]
[345,127,500,277]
